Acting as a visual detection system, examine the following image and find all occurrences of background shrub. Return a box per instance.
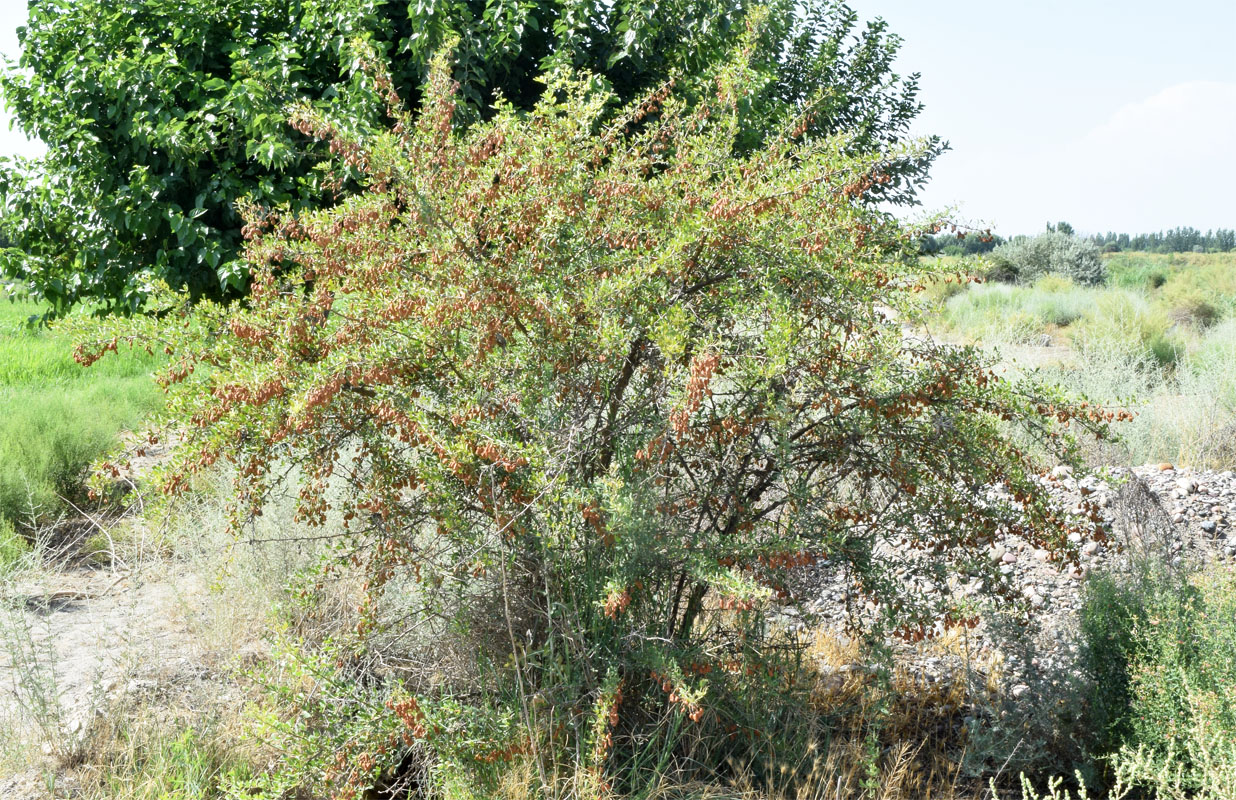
[989,233,1106,287]
[1081,558,1236,798]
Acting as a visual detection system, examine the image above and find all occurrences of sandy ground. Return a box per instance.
[0,564,213,793]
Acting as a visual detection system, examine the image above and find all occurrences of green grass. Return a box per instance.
[84,721,253,800]
[0,296,164,534]
[926,252,1236,468]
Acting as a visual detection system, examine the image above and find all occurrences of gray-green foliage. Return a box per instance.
[990,233,1106,287]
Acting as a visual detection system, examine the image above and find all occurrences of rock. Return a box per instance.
[1202,520,1217,534]
[1067,531,1083,544]
[1158,463,1175,471]
[1001,551,1018,565]
[1050,465,1073,479]
[989,546,1007,564]
[1011,683,1031,699]
[1081,541,1101,557]
[1034,548,1051,562]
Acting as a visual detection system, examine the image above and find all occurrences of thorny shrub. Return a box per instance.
[77,29,1118,798]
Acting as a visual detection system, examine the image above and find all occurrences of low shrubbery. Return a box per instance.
[988,233,1106,287]
[934,276,1093,344]
[1046,322,1236,468]
[928,248,1236,468]
[1080,536,1236,798]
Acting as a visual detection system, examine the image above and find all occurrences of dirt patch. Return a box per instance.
[0,564,214,775]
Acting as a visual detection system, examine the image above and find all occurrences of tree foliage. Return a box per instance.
[1089,227,1236,254]
[75,40,1111,794]
[1,0,941,315]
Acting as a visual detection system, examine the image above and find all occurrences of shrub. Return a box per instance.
[1081,559,1236,798]
[1076,473,1236,796]
[1105,254,1168,290]
[1161,285,1220,328]
[1069,291,1180,367]
[80,41,1111,797]
[990,234,1106,287]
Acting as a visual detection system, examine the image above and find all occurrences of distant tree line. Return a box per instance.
[919,224,1235,257]
[1088,227,1235,253]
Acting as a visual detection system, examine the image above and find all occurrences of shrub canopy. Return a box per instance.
[989,232,1107,286]
[78,40,1110,796]
[1,0,942,315]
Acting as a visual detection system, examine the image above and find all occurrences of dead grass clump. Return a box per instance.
[71,692,259,800]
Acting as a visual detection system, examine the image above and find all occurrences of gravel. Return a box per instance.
[783,462,1236,686]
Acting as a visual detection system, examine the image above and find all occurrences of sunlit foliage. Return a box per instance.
[78,35,1112,796]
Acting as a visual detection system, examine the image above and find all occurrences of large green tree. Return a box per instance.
[1,0,942,314]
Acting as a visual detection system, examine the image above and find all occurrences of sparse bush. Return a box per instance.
[990,234,1106,287]
[80,41,1110,797]
[960,613,1093,785]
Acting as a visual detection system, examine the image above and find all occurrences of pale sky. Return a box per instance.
[0,1,40,161]
[1,1,1234,236]
[848,0,1236,235]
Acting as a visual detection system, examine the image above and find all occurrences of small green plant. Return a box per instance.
[0,517,27,572]
[79,708,255,800]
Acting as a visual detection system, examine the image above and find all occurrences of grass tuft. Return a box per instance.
[0,297,163,529]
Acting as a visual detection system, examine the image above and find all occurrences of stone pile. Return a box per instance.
[788,463,1236,681]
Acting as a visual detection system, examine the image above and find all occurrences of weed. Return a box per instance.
[79,711,254,800]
